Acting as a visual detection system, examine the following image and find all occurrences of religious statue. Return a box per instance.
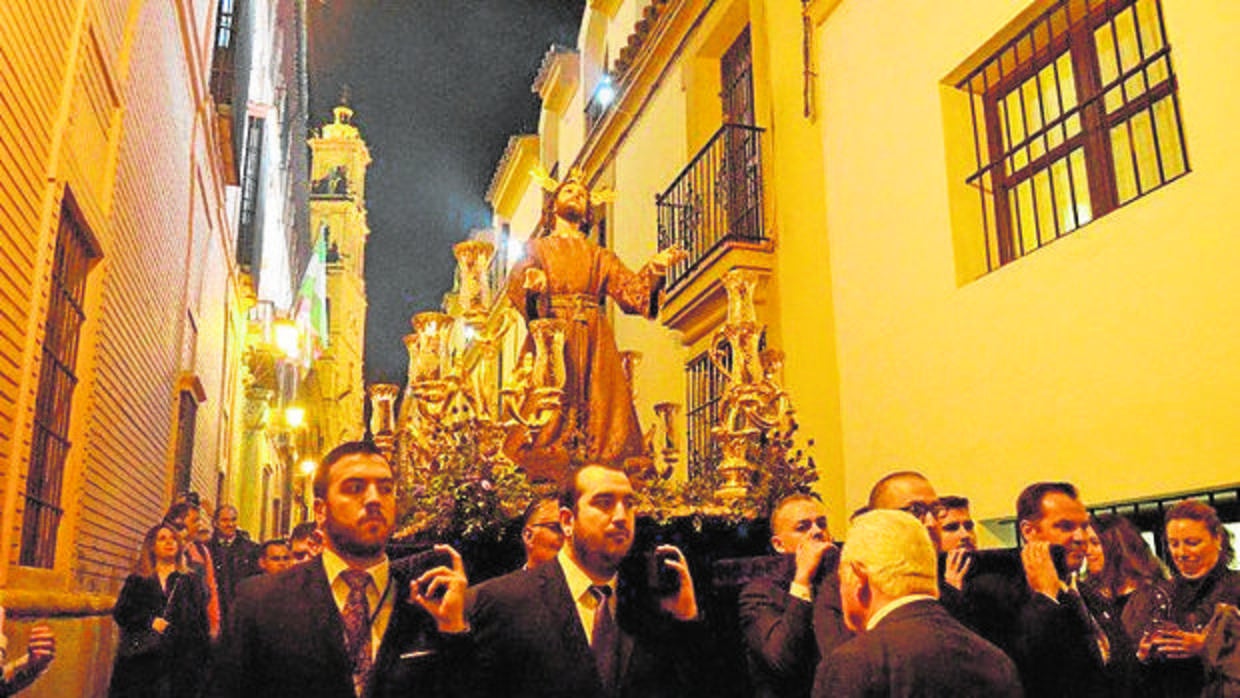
[504,167,685,482]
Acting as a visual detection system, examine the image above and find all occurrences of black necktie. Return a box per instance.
[589,584,618,695]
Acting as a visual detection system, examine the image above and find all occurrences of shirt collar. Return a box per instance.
[322,546,390,593]
[866,594,937,631]
[558,547,615,602]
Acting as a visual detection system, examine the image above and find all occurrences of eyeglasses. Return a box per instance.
[941,520,975,533]
[900,501,947,520]
[792,517,829,534]
[527,522,564,536]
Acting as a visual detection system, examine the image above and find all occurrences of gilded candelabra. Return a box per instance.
[397,240,569,475]
[710,269,797,501]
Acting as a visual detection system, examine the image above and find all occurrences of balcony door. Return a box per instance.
[720,28,761,240]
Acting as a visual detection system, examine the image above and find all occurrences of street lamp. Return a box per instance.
[284,405,306,430]
[273,319,301,360]
[298,458,317,477]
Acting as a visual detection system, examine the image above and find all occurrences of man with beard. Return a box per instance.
[210,441,472,698]
[469,464,703,698]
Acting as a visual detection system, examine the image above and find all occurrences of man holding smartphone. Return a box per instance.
[469,464,703,698]
[961,482,1135,698]
[739,494,849,698]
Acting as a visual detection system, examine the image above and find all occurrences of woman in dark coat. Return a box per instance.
[1084,513,1167,616]
[1125,500,1240,697]
[108,522,210,698]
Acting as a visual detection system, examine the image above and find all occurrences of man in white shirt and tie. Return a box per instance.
[211,440,471,698]
[469,464,703,698]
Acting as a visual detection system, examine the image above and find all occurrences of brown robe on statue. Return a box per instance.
[505,233,664,482]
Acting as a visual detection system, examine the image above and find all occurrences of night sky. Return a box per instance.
[307,0,587,384]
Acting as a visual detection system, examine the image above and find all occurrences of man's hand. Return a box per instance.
[656,545,698,621]
[523,268,547,294]
[649,246,688,276]
[151,617,170,634]
[792,538,834,588]
[944,549,973,591]
[25,625,54,670]
[411,545,469,634]
[1022,541,1062,599]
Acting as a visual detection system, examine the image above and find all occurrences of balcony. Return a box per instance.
[657,123,767,290]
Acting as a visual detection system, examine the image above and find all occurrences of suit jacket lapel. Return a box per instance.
[304,557,352,675]
[544,560,606,691]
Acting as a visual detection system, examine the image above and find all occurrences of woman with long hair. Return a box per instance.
[108,523,209,698]
[1084,514,1166,615]
[1125,500,1240,697]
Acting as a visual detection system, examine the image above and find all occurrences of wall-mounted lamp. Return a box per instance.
[273,319,301,360]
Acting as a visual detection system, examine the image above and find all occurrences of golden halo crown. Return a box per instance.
[531,165,616,205]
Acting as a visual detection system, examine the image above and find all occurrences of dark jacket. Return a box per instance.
[738,552,851,698]
[468,556,706,698]
[960,567,1135,698]
[209,552,471,698]
[1124,564,1240,698]
[108,571,210,698]
[206,532,260,625]
[813,598,1023,698]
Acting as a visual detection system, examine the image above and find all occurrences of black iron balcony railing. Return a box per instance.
[657,123,766,289]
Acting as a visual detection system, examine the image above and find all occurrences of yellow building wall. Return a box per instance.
[607,63,692,470]
[581,0,846,517]
[1,2,249,694]
[815,0,1240,521]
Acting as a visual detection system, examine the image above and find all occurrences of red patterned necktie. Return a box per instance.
[340,569,374,696]
[589,584,618,695]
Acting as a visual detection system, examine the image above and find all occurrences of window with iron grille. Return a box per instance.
[684,343,731,482]
[173,390,199,497]
[20,200,98,568]
[236,115,265,270]
[209,0,239,104]
[959,0,1188,271]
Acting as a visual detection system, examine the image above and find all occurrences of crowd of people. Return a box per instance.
[53,439,1235,698]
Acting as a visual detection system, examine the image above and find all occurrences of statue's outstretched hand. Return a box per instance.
[524,268,548,293]
[649,246,688,275]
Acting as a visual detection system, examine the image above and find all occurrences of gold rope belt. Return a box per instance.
[548,294,600,315]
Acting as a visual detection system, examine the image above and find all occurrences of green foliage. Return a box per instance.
[639,428,819,524]
[397,428,536,541]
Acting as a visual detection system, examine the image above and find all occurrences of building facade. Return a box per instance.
[487,0,1240,545]
[302,103,372,462]
[0,1,307,693]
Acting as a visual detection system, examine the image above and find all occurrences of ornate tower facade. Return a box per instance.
[307,102,371,446]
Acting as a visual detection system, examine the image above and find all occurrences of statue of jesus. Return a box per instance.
[504,168,684,482]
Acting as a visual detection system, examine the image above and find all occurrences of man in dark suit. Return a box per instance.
[211,440,471,698]
[957,482,1133,698]
[469,464,703,698]
[739,494,850,698]
[207,504,260,627]
[813,509,1022,698]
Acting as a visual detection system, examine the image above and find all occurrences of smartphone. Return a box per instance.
[395,548,454,599]
[644,549,681,595]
